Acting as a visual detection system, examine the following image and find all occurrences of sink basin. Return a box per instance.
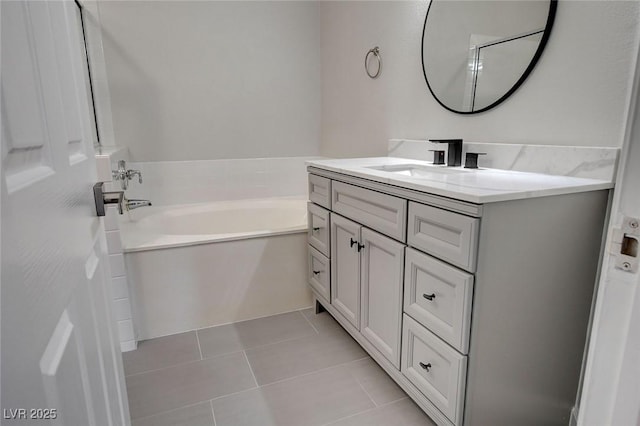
[366,164,473,177]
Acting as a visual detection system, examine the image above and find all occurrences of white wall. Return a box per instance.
[320,1,640,158]
[98,1,321,162]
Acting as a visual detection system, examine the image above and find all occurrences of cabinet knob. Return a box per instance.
[419,362,432,372]
[423,293,436,301]
[313,270,321,275]
[350,238,358,248]
[313,227,320,232]
[357,242,365,252]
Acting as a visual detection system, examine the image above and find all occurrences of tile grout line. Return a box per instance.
[195,330,204,360]
[299,309,320,335]
[129,400,212,423]
[254,355,372,389]
[242,350,260,389]
[125,310,320,378]
[133,306,315,342]
[124,350,246,379]
[210,355,372,403]
[351,372,378,408]
[128,332,316,378]
[209,400,217,426]
[321,397,410,426]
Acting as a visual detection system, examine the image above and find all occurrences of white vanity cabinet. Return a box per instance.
[306,168,610,426]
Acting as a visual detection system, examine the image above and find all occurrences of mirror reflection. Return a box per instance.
[422,0,556,113]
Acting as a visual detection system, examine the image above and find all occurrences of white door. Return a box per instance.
[1,1,129,425]
[330,213,361,329]
[576,45,640,425]
[360,228,404,368]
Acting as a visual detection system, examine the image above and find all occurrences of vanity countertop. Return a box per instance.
[306,157,614,204]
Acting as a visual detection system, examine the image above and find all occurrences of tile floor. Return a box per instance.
[124,308,436,426]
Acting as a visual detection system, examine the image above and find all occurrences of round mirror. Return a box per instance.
[422,0,557,114]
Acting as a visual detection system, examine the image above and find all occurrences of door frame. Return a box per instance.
[576,39,640,426]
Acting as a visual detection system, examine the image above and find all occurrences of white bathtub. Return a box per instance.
[120,197,313,339]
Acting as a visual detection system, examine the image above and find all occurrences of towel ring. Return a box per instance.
[365,46,381,79]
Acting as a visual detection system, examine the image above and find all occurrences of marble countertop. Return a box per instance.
[306,157,614,204]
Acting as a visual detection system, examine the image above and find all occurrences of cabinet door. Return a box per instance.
[360,228,405,368]
[331,213,361,329]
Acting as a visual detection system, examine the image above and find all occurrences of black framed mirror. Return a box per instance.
[422,0,557,114]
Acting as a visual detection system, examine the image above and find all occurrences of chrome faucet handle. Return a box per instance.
[126,169,143,184]
[112,160,143,189]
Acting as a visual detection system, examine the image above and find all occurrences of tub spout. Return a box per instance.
[125,199,152,211]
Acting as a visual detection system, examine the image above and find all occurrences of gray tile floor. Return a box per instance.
[124,309,436,426]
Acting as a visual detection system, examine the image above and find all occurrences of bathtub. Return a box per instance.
[120,197,313,339]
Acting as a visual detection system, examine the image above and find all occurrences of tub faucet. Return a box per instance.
[112,160,143,190]
[125,199,152,211]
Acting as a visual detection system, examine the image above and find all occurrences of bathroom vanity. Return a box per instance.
[305,157,612,426]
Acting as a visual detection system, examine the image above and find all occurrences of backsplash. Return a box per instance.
[124,157,322,206]
[389,139,619,182]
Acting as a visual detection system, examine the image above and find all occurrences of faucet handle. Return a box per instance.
[464,152,486,169]
[428,150,446,165]
[126,169,143,184]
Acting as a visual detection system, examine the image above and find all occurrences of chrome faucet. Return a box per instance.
[112,160,143,190]
[125,198,152,211]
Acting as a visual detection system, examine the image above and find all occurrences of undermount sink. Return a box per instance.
[366,164,474,177]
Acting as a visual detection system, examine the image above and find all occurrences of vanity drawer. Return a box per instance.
[308,245,330,303]
[308,174,332,209]
[308,202,330,256]
[404,248,473,354]
[408,202,479,272]
[402,315,467,425]
[332,181,407,242]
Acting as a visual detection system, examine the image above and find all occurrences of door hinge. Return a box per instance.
[610,216,639,273]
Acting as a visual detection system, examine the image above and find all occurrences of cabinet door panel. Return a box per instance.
[330,213,361,329]
[360,228,404,368]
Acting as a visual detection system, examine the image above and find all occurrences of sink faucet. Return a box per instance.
[429,139,463,167]
[112,160,143,190]
[125,198,152,211]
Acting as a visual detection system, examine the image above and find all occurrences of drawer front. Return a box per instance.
[308,245,330,303]
[402,315,467,425]
[408,202,479,272]
[308,174,331,209]
[404,248,473,354]
[332,181,407,242]
[308,202,330,256]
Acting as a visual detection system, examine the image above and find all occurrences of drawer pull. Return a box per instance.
[350,238,358,248]
[313,227,321,232]
[419,362,432,372]
[423,293,436,301]
[313,270,322,275]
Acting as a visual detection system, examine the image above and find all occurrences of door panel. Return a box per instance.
[330,213,361,329]
[1,1,129,425]
[360,228,405,368]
